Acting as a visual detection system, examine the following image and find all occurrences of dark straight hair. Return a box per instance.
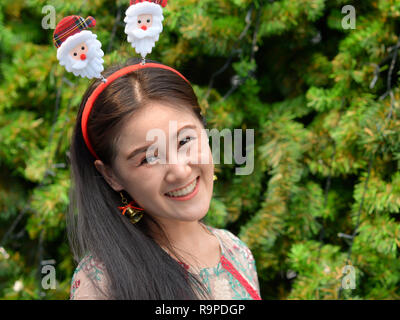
[66,57,211,299]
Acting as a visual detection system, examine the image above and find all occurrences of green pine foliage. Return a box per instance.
[0,0,399,299]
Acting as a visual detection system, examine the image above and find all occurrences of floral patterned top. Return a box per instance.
[69,224,261,300]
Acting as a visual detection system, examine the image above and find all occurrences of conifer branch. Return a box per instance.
[107,4,123,54]
[221,1,263,102]
[338,34,400,300]
[205,4,255,100]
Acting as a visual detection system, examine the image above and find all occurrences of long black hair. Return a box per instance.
[66,57,212,299]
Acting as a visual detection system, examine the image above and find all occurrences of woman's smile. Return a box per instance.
[164,176,200,201]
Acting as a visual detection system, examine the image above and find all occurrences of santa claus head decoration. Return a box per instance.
[124,0,168,59]
[51,2,192,164]
[53,1,168,80]
[53,15,105,81]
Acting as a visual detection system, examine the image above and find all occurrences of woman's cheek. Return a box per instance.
[197,139,214,165]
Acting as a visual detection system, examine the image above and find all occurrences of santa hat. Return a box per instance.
[130,0,167,7]
[126,0,167,18]
[53,16,96,59]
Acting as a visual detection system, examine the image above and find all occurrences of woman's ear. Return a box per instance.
[94,160,124,192]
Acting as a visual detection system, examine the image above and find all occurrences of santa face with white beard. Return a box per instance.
[57,30,105,79]
[124,2,164,58]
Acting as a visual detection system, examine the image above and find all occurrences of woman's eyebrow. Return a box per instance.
[126,143,153,160]
[126,124,197,160]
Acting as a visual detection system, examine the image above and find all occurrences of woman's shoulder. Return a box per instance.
[207,225,261,295]
[70,253,110,300]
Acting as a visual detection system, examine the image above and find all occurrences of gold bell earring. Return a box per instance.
[118,192,144,224]
[213,174,218,181]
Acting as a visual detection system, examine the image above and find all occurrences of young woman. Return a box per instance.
[67,57,261,300]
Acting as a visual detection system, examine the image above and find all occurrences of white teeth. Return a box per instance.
[166,178,197,197]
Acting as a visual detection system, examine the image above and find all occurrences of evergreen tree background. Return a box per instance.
[1,0,400,299]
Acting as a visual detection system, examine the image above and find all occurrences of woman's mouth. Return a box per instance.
[164,176,200,201]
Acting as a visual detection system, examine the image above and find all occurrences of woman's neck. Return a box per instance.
[149,219,217,267]
[157,220,209,249]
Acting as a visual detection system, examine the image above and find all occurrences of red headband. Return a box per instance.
[81,63,190,160]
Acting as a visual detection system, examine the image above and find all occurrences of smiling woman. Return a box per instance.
[67,57,261,300]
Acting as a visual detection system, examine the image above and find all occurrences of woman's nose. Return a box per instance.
[164,162,192,183]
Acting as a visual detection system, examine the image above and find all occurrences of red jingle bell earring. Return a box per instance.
[118,192,144,224]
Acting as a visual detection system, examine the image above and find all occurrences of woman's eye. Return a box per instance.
[140,155,158,166]
[147,19,150,23]
[81,46,85,50]
[73,52,77,56]
[139,137,195,166]
[138,20,141,24]
[179,136,195,146]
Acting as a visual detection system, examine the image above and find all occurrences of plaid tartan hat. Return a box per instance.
[129,0,167,7]
[53,16,96,48]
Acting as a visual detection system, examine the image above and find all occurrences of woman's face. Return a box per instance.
[96,102,214,224]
